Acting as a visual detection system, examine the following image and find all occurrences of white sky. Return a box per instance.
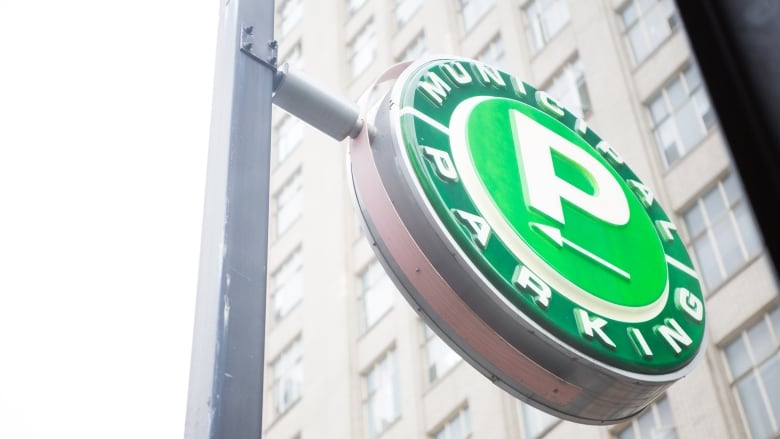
[0,1,219,437]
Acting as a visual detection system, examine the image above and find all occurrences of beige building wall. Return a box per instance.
[262,0,780,438]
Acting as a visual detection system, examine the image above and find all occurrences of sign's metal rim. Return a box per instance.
[348,54,707,424]
[390,54,707,379]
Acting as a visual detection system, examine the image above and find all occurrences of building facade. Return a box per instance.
[262,0,780,438]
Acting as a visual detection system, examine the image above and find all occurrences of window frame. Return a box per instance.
[347,0,368,16]
[614,395,678,439]
[281,41,304,72]
[542,54,592,118]
[431,404,472,439]
[475,33,506,71]
[274,113,303,164]
[646,63,715,170]
[348,19,377,79]
[455,0,495,33]
[278,0,303,37]
[523,0,571,53]
[520,402,559,439]
[268,337,304,418]
[397,32,427,62]
[617,0,680,65]
[275,169,304,236]
[682,173,762,292]
[422,323,462,383]
[359,259,396,332]
[363,347,402,439]
[394,0,423,26]
[722,309,780,439]
[270,246,304,323]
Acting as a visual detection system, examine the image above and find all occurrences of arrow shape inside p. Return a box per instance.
[530,222,631,281]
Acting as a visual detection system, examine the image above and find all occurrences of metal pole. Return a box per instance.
[185,0,275,437]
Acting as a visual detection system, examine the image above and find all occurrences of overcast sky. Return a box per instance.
[0,1,219,437]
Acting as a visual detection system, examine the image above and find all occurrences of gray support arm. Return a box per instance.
[272,64,365,140]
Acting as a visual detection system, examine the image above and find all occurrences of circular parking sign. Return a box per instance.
[348,56,706,424]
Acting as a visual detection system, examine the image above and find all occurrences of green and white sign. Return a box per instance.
[349,57,706,424]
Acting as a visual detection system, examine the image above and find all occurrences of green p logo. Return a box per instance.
[450,96,668,318]
[357,57,708,422]
[398,59,704,375]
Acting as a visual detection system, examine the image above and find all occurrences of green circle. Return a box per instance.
[393,58,706,374]
[465,98,667,308]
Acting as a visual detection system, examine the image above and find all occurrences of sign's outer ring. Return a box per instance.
[347,55,706,424]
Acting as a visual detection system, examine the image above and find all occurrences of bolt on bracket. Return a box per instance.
[239,25,366,141]
[240,24,278,73]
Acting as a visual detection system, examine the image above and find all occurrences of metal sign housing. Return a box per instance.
[348,56,706,424]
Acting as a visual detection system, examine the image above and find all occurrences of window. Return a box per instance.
[347,0,367,16]
[432,406,472,439]
[275,170,303,236]
[360,259,396,331]
[278,0,303,36]
[269,338,303,417]
[616,395,677,439]
[648,64,715,168]
[476,34,506,71]
[524,0,570,53]
[544,56,592,118]
[619,0,680,63]
[275,115,303,164]
[423,324,461,382]
[521,403,558,439]
[397,32,427,62]
[683,173,762,291]
[456,0,495,32]
[283,42,304,72]
[395,0,423,26]
[724,309,780,439]
[271,247,304,322]
[349,20,376,78]
[364,348,401,439]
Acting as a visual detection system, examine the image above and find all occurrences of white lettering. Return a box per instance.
[510,76,528,97]
[418,72,452,106]
[628,327,653,359]
[627,180,655,208]
[454,210,491,248]
[574,309,616,349]
[535,91,565,118]
[473,63,506,88]
[513,265,551,308]
[655,220,677,242]
[674,288,704,322]
[655,318,692,355]
[595,140,625,165]
[422,146,458,181]
[442,62,472,85]
[575,118,589,136]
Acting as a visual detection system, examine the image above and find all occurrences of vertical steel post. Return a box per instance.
[184,0,275,437]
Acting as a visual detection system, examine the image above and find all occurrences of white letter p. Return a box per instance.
[510,109,629,226]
